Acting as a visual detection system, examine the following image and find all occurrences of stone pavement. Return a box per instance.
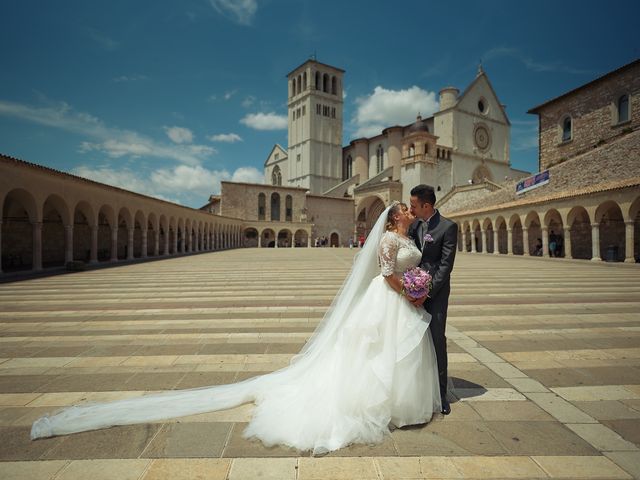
[0,249,638,479]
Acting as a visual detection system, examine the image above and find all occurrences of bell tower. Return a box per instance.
[287,59,344,194]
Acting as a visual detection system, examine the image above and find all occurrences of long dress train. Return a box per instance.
[31,207,441,455]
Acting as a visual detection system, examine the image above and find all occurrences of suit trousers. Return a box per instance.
[424,287,449,399]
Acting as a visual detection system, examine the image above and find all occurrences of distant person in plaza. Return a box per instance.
[408,184,458,415]
[358,234,365,248]
[549,230,557,257]
[534,238,543,256]
[555,233,563,257]
[31,201,442,455]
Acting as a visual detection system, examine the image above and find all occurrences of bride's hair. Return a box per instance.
[385,202,406,232]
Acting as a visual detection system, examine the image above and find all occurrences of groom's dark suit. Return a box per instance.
[408,210,458,399]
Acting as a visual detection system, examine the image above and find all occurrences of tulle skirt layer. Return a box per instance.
[245,275,441,454]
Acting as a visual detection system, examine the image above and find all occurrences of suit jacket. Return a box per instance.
[408,210,458,304]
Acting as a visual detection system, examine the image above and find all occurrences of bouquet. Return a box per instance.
[402,267,432,299]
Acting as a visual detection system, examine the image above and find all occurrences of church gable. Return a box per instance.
[264,144,288,167]
[455,71,510,125]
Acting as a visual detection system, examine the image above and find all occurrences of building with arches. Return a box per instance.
[440,58,640,263]
[1,155,244,275]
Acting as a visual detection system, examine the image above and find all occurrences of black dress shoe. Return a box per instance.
[441,398,451,415]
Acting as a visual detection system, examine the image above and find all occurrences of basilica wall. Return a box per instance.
[531,60,640,171]
[306,194,355,246]
[219,181,308,222]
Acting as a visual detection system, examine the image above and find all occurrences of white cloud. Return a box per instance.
[241,95,256,108]
[71,163,261,205]
[164,126,194,144]
[231,166,264,184]
[208,133,243,143]
[113,74,147,83]
[512,119,539,151]
[224,90,237,100]
[352,86,439,138]
[85,27,119,51]
[0,99,214,166]
[209,0,257,26]
[482,47,593,75]
[240,112,287,130]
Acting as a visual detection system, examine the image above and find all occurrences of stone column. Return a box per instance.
[127,228,134,260]
[563,226,572,259]
[542,226,549,258]
[625,221,635,263]
[493,229,500,255]
[258,231,262,248]
[522,227,529,256]
[141,229,148,258]
[169,231,175,255]
[90,225,98,263]
[507,228,514,255]
[308,231,312,248]
[480,229,487,254]
[64,224,74,264]
[471,231,477,253]
[154,230,160,256]
[0,221,3,274]
[461,231,467,252]
[591,223,601,261]
[33,222,43,271]
[110,227,118,262]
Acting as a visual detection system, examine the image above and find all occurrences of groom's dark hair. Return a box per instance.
[410,184,436,206]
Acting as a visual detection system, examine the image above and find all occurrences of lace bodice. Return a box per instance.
[378,231,422,276]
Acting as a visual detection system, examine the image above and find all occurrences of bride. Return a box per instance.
[31,202,441,455]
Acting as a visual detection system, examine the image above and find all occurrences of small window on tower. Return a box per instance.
[302,105,306,116]
[297,154,301,162]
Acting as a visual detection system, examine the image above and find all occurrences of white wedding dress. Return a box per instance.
[31,205,441,455]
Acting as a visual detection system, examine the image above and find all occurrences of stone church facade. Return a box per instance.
[221,59,529,244]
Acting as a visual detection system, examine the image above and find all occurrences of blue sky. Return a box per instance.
[1,0,638,208]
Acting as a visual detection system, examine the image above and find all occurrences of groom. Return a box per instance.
[408,184,458,415]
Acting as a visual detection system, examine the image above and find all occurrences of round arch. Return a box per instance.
[1,188,38,271]
[567,205,591,260]
[294,229,309,247]
[595,200,625,261]
[73,201,95,262]
[261,228,275,248]
[42,194,70,267]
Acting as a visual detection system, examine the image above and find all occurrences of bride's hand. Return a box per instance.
[409,294,427,307]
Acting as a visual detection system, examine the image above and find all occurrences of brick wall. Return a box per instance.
[536,62,640,170]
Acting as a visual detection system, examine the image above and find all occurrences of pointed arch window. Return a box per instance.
[617,94,629,123]
[331,76,337,95]
[561,116,572,142]
[323,73,329,93]
[376,145,384,173]
[271,165,282,186]
[258,193,265,220]
[271,193,281,221]
[315,71,320,90]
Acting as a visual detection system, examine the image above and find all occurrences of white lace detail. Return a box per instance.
[378,232,422,276]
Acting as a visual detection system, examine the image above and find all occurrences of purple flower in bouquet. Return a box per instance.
[402,267,432,299]
[423,233,434,243]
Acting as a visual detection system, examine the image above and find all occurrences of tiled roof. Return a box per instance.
[0,153,208,213]
[449,176,640,218]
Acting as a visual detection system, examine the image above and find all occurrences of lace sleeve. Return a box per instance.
[378,232,399,277]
